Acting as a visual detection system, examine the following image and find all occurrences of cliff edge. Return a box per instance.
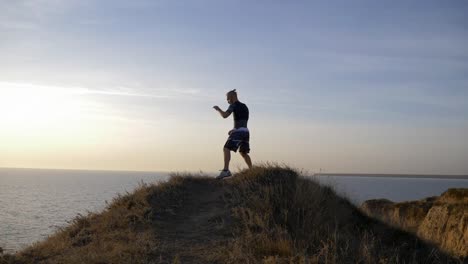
[361,188,468,258]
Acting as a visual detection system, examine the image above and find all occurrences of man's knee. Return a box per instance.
[224,147,231,152]
[240,151,249,157]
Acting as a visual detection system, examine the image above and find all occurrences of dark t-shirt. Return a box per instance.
[226,101,249,128]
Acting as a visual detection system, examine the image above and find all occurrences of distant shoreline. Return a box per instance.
[315,173,468,180]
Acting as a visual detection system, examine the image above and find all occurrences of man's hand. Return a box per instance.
[213,105,221,111]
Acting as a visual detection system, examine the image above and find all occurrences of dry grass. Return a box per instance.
[0,176,198,264]
[219,165,464,263]
[438,188,468,203]
[0,165,464,264]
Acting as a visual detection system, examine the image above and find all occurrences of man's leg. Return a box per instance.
[240,152,252,169]
[223,147,231,170]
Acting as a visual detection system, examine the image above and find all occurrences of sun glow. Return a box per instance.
[0,82,84,130]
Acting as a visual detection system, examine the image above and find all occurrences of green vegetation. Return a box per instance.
[0,165,464,263]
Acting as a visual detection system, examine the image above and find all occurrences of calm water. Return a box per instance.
[315,175,468,205]
[1,168,467,253]
[0,168,169,253]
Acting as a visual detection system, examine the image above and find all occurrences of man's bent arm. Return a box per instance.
[213,106,232,118]
[218,109,231,118]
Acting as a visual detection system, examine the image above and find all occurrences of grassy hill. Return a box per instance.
[0,165,464,263]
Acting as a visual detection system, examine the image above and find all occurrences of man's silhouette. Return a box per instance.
[213,89,252,179]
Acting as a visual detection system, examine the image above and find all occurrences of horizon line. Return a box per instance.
[1,166,467,178]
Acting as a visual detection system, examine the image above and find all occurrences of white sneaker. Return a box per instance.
[216,169,232,179]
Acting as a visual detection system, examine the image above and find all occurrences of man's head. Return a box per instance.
[226,89,238,104]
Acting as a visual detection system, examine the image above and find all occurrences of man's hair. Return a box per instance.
[227,89,237,97]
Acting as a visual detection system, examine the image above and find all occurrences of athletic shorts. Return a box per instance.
[224,129,250,153]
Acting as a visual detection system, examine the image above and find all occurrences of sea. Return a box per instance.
[1,167,467,253]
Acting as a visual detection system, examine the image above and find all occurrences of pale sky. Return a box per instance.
[1,0,468,174]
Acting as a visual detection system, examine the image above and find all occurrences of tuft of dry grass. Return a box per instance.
[1,164,464,264]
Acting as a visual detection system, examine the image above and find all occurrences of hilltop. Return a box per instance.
[0,165,464,263]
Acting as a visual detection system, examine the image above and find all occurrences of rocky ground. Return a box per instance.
[361,188,468,257]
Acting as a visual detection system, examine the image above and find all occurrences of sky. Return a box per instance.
[1,0,467,174]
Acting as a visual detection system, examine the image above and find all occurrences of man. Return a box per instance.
[213,89,252,179]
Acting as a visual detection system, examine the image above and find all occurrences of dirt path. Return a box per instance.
[152,180,232,263]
